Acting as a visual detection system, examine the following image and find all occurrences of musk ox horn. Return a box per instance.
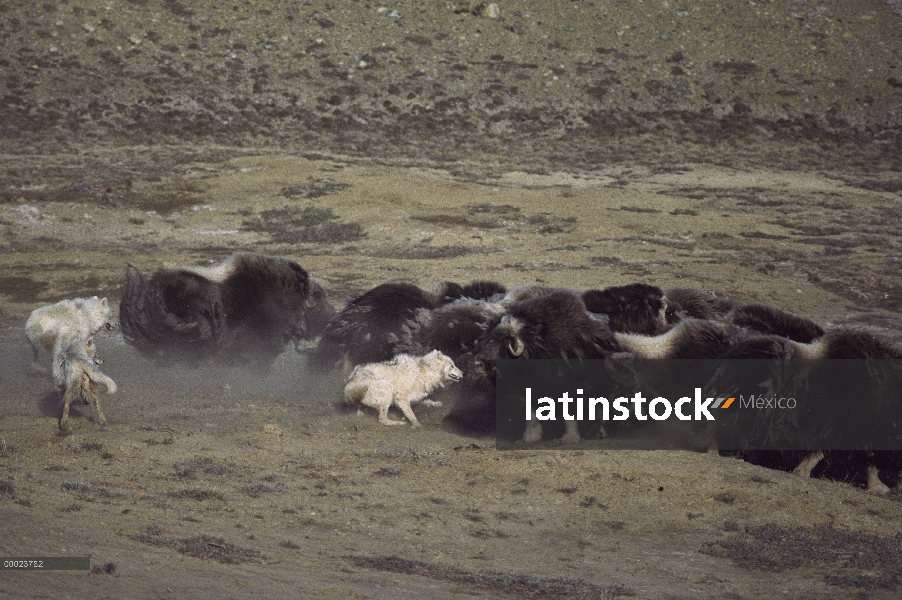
[304,295,318,309]
[506,336,525,357]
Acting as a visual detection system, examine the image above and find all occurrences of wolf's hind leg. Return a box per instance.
[94,399,107,426]
[59,394,73,431]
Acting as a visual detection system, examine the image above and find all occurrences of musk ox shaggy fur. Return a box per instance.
[581,283,671,335]
[25,296,114,368]
[474,290,621,381]
[344,350,463,427]
[663,288,824,343]
[613,318,751,360]
[788,329,902,359]
[470,291,620,444]
[313,280,505,370]
[662,287,735,321]
[460,280,507,301]
[394,298,510,374]
[119,253,333,365]
[53,336,117,431]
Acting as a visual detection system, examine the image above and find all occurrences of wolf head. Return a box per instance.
[77,297,113,333]
[423,349,463,384]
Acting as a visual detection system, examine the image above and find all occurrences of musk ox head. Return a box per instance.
[473,291,620,383]
[303,281,336,338]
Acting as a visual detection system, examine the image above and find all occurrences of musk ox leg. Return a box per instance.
[395,397,423,428]
[523,420,542,443]
[561,420,581,445]
[704,422,720,455]
[793,451,825,478]
[867,464,891,495]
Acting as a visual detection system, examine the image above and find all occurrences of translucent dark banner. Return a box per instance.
[495,359,902,451]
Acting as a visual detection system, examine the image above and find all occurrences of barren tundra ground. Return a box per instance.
[1,1,902,599]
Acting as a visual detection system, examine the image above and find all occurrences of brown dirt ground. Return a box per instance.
[1,1,902,598]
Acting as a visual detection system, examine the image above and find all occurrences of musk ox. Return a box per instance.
[788,329,902,359]
[120,253,333,365]
[614,318,751,360]
[664,288,824,343]
[312,280,505,371]
[581,283,671,335]
[471,290,621,443]
[662,287,735,321]
[344,350,463,427]
[614,289,828,360]
[460,280,507,301]
[393,297,510,375]
[501,283,568,304]
[712,327,902,493]
[779,331,901,493]
[26,296,114,369]
[474,290,621,380]
[53,336,117,430]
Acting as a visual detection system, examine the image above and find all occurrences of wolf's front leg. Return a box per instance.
[396,400,422,428]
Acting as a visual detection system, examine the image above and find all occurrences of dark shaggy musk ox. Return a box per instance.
[396,301,496,361]
[663,287,824,344]
[582,283,670,335]
[394,297,510,377]
[614,318,751,360]
[460,280,507,301]
[311,280,506,370]
[120,253,333,365]
[789,329,902,359]
[120,265,225,361]
[662,287,735,321]
[464,290,620,442]
[216,253,334,362]
[473,290,621,381]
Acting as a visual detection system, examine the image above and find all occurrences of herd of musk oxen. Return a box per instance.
[29,252,902,492]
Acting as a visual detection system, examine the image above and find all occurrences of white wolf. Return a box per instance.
[25,296,113,368]
[53,336,117,431]
[344,350,463,427]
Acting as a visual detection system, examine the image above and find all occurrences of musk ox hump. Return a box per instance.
[791,330,902,359]
[725,302,824,344]
[581,283,668,335]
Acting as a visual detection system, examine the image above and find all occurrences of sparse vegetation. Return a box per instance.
[167,488,225,502]
[173,458,236,479]
[241,482,283,498]
[281,178,350,199]
[241,206,365,244]
[133,528,262,564]
[349,555,633,598]
[618,205,662,214]
[0,480,16,498]
[702,522,902,589]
